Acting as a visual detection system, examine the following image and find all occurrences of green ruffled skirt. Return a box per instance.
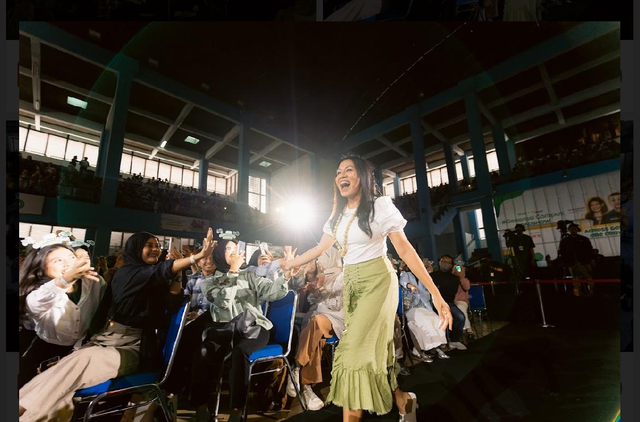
[325,256,399,415]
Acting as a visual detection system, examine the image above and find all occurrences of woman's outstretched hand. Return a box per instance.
[199,228,216,259]
[432,294,453,331]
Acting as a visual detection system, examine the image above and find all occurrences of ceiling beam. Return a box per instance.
[30,39,41,130]
[376,135,408,157]
[477,100,498,126]
[158,103,194,148]
[538,63,565,125]
[205,125,240,159]
[250,140,283,164]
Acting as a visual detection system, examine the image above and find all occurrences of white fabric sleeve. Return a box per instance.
[375,196,407,236]
[323,217,334,237]
[25,279,68,315]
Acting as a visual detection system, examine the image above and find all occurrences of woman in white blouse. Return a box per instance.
[281,155,453,422]
[19,244,105,387]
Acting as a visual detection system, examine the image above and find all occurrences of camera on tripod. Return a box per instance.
[556,220,574,239]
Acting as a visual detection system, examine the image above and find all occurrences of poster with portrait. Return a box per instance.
[494,171,621,259]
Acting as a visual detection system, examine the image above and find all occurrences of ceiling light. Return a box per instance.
[67,96,88,109]
[184,135,200,145]
[160,140,167,148]
[89,30,101,40]
[148,58,159,67]
[259,161,271,167]
[200,83,210,91]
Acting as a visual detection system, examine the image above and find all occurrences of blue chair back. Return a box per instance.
[162,299,190,370]
[468,285,486,312]
[267,291,297,346]
[397,286,404,316]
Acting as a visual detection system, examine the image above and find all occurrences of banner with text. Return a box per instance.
[19,194,45,215]
[160,214,209,233]
[494,171,621,259]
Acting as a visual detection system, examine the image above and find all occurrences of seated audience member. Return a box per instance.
[453,265,475,339]
[18,229,215,422]
[558,223,595,297]
[184,239,301,422]
[103,253,124,284]
[18,240,107,388]
[430,255,468,351]
[286,246,345,411]
[184,249,217,322]
[399,261,449,361]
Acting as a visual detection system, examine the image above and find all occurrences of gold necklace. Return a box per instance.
[332,205,358,258]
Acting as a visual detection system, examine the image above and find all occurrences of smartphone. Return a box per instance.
[38,356,61,374]
[237,240,246,253]
[455,265,462,272]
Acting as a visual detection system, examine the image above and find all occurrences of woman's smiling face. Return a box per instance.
[141,237,161,264]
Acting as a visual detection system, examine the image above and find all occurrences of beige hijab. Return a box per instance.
[317,246,343,290]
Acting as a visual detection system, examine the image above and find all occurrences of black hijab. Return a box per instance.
[123,232,157,267]
[248,249,261,268]
[213,239,234,274]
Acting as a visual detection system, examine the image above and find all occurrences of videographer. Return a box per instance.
[505,224,536,280]
[558,223,594,297]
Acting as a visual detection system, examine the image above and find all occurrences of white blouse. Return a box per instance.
[323,196,407,265]
[24,277,107,348]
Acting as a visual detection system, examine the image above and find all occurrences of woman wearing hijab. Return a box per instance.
[187,239,300,422]
[286,245,346,411]
[19,229,215,422]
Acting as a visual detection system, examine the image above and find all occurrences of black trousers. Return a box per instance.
[19,335,73,388]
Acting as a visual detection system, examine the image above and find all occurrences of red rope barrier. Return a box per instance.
[471,279,620,286]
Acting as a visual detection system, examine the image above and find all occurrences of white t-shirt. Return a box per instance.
[323,196,407,265]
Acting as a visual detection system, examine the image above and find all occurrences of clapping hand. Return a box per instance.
[200,228,216,259]
[283,245,301,278]
[63,257,99,284]
[168,246,183,260]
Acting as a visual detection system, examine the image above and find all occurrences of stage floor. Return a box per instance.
[177,320,619,421]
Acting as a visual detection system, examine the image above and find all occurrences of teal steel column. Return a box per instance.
[97,59,137,208]
[93,226,112,261]
[443,142,458,192]
[452,212,468,262]
[506,139,517,169]
[460,152,471,184]
[237,122,251,206]
[83,227,97,263]
[408,105,436,260]
[199,157,208,195]
[481,197,502,262]
[492,125,511,177]
[467,210,481,249]
[464,91,491,192]
[393,175,401,197]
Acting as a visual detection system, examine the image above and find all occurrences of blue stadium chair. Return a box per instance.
[325,334,339,363]
[468,285,493,337]
[455,0,479,20]
[214,291,306,421]
[73,299,190,421]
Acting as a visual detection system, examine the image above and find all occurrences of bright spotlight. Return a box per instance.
[287,199,315,230]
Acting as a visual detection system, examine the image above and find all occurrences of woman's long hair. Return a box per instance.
[19,244,75,320]
[329,154,381,238]
[584,196,608,221]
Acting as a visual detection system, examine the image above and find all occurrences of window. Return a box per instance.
[19,126,28,151]
[401,176,416,195]
[158,163,171,181]
[487,151,499,172]
[25,130,48,155]
[45,135,67,160]
[65,140,85,163]
[193,175,199,189]
[182,169,194,187]
[131,156,146,176]
[248,175,267,213]
[228,174,238,195]
[120,153,132,174]
[455,162,464,181]
[110,232,124,248]
[383,182,395,198]
[19,223,87,243]
[215,177,226,195]
[84,144,99,167]
[440,168,449,185]
[475,209,485,240]
[468,158,476,178]
[19,222,31,238]
[145,159,159,179]
[29,224,53,241]
[431,170,441,187]
[170,166,182,185]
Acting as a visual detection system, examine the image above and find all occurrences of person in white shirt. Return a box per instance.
[281,154,453,422]
[19,244,106,388]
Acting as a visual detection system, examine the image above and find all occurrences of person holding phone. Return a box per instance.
[430,255,468,351]
[452,264,474,339]
[279,154,452,421]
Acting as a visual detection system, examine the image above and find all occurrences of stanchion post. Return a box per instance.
[490,281,496,296]
[535,279,555,328]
